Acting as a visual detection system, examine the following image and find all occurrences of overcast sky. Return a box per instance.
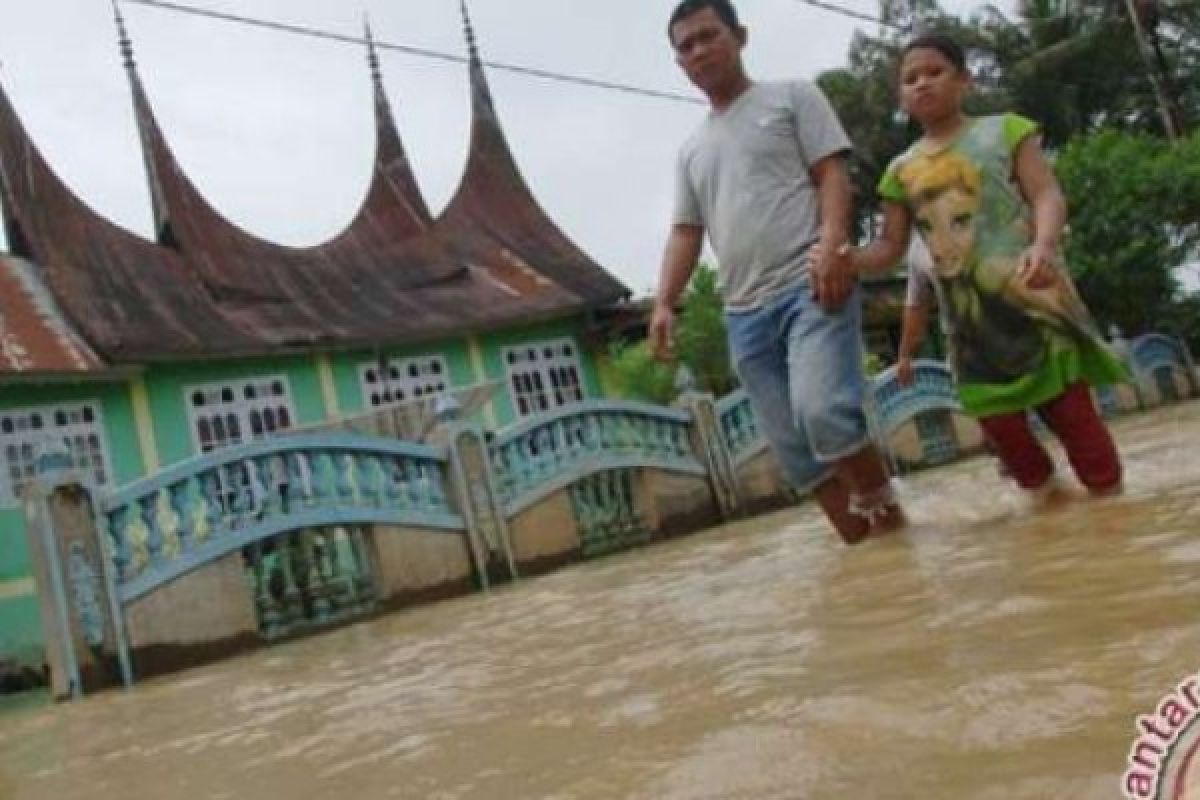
[2,0,995,297]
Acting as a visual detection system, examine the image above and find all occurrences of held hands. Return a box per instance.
[808,241,858,311]
[648,301,677,362]
[1016,241,1059,290]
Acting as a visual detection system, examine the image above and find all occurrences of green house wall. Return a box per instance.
[143,355,330,467]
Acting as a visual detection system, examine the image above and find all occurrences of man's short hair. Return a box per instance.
[668,0,741,45]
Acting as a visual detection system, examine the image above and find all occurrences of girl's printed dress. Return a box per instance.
[879,113,1127,417]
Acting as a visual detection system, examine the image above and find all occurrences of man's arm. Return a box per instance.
[650,224,705,360]
[808,153,856,310]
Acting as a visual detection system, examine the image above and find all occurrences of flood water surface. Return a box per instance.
[3,404,1200,799]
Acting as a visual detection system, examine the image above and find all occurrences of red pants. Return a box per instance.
[978,382,1122,492]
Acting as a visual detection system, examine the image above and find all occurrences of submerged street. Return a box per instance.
[2,403,1199,799]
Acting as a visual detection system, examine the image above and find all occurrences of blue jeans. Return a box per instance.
[725,281,870,492]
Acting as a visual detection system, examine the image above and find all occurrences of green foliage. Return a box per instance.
[607,339,677,404]
[1057,129,1200,339]
[608,264,734,403]
[674,264,736,396]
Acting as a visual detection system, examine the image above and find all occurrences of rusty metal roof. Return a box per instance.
[0,255,103,373]
[0,19,627,375]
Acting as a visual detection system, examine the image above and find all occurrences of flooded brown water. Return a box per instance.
[3,403,1200,800]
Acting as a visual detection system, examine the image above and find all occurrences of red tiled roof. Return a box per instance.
[0,255,103,373]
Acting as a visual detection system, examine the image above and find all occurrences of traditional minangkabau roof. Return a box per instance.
[0,5,627,373]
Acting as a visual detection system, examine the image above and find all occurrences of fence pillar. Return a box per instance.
[432,396,517,586]
[22,444,127,700]
[675,390,741,518]
[1175,335,1200,396]
[1108,325,1146,410]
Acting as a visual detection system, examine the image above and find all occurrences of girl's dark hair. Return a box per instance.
[901,33,967,73]
[668,0,741,45]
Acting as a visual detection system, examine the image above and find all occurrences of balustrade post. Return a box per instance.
[433,397,517,586]
[1108,325,1146,410]
[22,442,131,699]
[1175,334,1200,396]
[674,390,741,518]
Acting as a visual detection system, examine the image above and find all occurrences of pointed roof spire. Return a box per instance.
[461,0,480,63]
[435,0,628,304]
[111,0,176,242]
[364,15,382,82]
[113,0,136,70]
[356,14,433,228]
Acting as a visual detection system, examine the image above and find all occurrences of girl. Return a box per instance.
[849,33,1127,499]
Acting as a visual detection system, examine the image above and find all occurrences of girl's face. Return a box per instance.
[915,186,978,278]
[899,47,969,126]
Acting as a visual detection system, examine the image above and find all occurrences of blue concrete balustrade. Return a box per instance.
[487,400,706,515]
[99,433,460,606]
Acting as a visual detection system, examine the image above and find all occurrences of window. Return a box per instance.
[186,376,295,454]
[0,401,111,504]
[358,355,450,408]
[503,338,585,417]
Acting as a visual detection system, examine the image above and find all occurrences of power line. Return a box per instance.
[788,0,906,30]
[120,0,904,105]
[121,0,705,106]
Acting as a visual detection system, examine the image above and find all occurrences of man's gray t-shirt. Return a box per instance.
[673,80,851,311]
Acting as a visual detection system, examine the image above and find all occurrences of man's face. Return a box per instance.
[671,8,745,94]
[915,186,978,279]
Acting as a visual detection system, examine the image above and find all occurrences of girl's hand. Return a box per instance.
[1017,242,1058,289]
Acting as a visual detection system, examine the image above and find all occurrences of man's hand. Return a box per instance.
[896,355,915,387]
[808,241,857,311]
[1016,241,1058,290]
[649,301,677,362]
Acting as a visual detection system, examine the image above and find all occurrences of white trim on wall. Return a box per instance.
[358,353,450,409]
[0,400,113,505]
[502,337,586,417]
[184,375,296,454]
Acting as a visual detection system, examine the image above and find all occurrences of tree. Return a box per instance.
[608,264,735,403]
[674,264,736,396]
[1056,128,1200,340]
[607,339,676,404]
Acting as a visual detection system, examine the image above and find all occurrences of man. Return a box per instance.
[651,0,905,543]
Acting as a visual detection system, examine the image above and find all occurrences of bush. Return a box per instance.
[608,264,737,404]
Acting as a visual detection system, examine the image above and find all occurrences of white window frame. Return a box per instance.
[358,353,451,409]
[184,375,296,455]
[503,337,586,418]
[0,400,113,505]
